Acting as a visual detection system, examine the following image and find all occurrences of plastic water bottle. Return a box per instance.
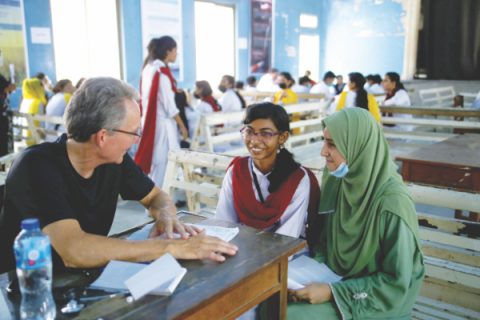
[14,218,56,320]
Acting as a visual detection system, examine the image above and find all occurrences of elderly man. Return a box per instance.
[0,77,237,273]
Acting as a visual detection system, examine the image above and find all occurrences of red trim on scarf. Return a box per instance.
[202,95,221,112]
[160,66,177,92]
[230,157,316,230]
[134,71,160,174]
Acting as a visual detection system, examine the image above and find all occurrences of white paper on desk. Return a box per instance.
[288,255,342,290]
[125,253,186,300]
[127,223,239,243]
[90,260,143,292]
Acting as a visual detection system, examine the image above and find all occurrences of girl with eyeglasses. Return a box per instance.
[216,102,319,240]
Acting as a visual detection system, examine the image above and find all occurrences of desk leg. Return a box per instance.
[263,256,288,320]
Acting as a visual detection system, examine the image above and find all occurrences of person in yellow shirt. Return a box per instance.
[274,72,300,134]
[274,72,298,105]
[19,78,47,145]
[335,72,381,122]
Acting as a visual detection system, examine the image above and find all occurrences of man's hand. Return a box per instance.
[149,212,201,239]
[166,234,238,262]
[290,283,332,304]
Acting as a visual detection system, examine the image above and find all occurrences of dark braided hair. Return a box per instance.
[348,72,368,110]
[243,102,300,192]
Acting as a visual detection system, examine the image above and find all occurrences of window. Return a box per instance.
[50,0,121,83]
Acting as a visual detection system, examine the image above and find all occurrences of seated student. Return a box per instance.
[274,72,299,106]
[194,80,222,114]
[310,71,335,102]
[216,102,319,238]
[45,79,76,140]
[335,72,382,122]
[333,75,346,95]
[365,74,385,95]
[0,77,238,274]
[19,78,47,145]
[381,72,413,131]
[287,108,424,320]
[218,75,245,112]
[245,76,257,92]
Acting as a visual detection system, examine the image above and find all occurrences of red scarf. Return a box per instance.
[134,65,176,174]
[202,95,221,112]
[230,157,319,230]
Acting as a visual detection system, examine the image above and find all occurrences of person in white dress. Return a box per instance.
[45,79,75,141]
[218,75,244,112]
[216,102,319,239]
[365,74,385,95]
[381,72,413,131]
[256,68,279,92]
[134,36,189,188]
[310,71,335,102]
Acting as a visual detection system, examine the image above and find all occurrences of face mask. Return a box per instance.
[193,93,201,99]
[279,83,287,89]
[330,162,349,178]
[218,85,227,93]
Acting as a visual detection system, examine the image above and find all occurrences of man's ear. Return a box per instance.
[93,129,109,147]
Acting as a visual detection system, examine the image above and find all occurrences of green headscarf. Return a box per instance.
[319,108,420,277]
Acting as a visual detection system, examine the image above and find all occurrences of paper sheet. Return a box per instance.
[127,223,239,243]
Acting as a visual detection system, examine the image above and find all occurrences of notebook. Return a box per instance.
[287,255,342,290]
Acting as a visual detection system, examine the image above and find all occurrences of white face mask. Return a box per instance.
[330,162,349,178]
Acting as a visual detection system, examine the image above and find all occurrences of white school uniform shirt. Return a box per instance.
[366,83,385,95]
[218,88,242,112]
[216,157,311,238]
[310,81,333,101]
[257,73,277,92]
[382,89,413,131]
[141,59,180,187]
[196,100,215,114]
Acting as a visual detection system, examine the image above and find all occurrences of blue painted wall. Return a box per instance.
[9,0,407,107]
[322,0,406,77]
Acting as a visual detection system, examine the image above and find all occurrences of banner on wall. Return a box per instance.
[141,0,183,81]
[250,0,272,74]
[0,0,27,85]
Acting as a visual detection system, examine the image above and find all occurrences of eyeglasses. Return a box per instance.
[240,127,280,142]
[109,128,142,138]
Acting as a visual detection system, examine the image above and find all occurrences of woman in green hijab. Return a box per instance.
[288,108,424,319]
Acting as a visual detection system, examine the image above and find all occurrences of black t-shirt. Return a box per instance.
[0,135,154,272]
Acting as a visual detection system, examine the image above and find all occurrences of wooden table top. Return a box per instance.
[395,134,480,168]
[1,214,305,319]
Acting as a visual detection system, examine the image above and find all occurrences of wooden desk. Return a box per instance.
[396,134,480,221]
[1,215,305,319]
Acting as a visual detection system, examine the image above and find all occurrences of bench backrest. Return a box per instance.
[12,111,64,147]
[419,86,456,107]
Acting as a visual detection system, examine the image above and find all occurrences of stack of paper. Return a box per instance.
[287,255,342,290]
[90,253,186,300]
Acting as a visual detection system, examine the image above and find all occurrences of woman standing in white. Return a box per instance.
[135,36,189,187]
[382,72,413,131]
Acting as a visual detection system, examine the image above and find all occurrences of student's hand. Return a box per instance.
[150,213,201,239]
[291,283,332,304]
[169,234,238,262]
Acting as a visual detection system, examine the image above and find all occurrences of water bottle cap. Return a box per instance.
[21,218,40,230]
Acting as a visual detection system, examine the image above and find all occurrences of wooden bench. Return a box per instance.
[239,91,325,103]
[164,149,480,319]
[190,101,328,159]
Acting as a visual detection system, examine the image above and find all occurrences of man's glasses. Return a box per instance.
[109,128,142,138]
[240,127,280,142]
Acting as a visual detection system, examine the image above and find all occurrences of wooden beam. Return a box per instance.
[380,106,480,118]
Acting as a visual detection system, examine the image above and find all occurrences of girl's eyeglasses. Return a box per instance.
[240,127,280,141]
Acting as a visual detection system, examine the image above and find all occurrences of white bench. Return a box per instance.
[190,101,329,158]
[419,86,457,108]
[12,111,64,148]
[164,149,480,318]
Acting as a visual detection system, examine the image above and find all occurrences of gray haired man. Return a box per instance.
[0,77,237,273]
